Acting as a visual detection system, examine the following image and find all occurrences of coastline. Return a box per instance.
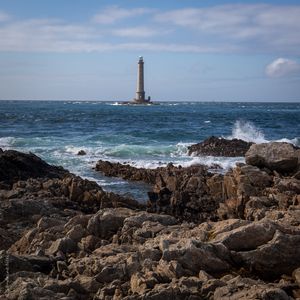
[1,140,300,298]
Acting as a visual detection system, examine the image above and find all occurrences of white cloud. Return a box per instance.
[111,26,165,38]
[92,6,152,24]
[0,11,10,22]
[0,4,300,55]
[0,17,230,53]
[265,58,300,78]
[0,19,98,52]
[154,4,300,53]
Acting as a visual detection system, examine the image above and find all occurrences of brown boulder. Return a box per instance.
[245,142,299,173]
[234,230,300,279]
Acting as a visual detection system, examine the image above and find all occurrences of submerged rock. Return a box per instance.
[188,136,253,157]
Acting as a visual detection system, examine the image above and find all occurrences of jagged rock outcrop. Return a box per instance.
[1,145,300,299]
[95,161,223,223]
[188,136,253,157]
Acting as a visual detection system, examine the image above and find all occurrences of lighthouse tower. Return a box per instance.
[133,56,151,104]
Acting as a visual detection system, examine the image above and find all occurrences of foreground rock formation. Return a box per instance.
[1,142,300,299]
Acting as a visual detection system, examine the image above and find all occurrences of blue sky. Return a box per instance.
[0,0,300,101]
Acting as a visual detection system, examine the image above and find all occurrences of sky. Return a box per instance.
[0,0,300,101]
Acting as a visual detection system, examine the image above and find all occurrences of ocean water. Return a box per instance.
[0,101,299,201]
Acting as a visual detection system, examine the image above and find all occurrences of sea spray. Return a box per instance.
[227,120,267,143]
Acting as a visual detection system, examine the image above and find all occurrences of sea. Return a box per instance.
[0,101,299,201]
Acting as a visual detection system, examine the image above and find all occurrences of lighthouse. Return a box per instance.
[133,56,151,104]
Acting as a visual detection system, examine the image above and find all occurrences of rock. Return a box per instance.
[275,177,300,194]
[0,251,53,282]
[75,275,100,293]
[214,276,290,300]
[219,164,273,219]
[0,149,67,185]
[66,224,86,242]
[245,142,299,173]
[235,230,300,279]
[293,268,300,287]
[77,150,86,156]
[87,208,136,240]
[188,136,253,157]
[95,160,157,184]
[47,237,77,255]
[212,219,277,251]
[161,238,231,276]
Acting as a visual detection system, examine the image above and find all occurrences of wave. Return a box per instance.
[226,120,299,146]
[227,120,267,143]
[0,136,16,148]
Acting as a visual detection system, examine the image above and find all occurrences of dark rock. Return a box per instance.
[0,149,68,185]
[77,150,86,156]
[188,136,253,157]
[95,160,157,184]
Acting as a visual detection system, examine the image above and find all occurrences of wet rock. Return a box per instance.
[246,142,299,173]
[188,136,253,157]
[77,150,86,156]
[95,160,157,184]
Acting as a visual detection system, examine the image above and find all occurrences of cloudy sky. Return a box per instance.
[0,0,300,101]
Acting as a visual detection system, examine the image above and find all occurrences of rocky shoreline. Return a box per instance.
[1,140,300,299]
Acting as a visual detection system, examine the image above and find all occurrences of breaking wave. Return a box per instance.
[227,120,267,143]
[226,120,299,146]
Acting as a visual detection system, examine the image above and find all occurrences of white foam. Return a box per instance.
[176,156,244,170]
[0,136,16,148]
[171,142,191,157]
[227,120,267,143]
[275,137,300,147]
[65,145,88,155]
